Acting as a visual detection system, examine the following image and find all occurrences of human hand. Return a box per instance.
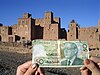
[16,61,44,75]
[80,57,100,75]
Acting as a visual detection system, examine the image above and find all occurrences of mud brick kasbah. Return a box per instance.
[0,11,100,53]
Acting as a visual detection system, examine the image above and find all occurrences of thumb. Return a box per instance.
[84,59,100,75]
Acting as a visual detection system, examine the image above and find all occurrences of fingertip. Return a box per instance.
[32,64,36,69]
[84,59,90,65]
[80,65,87,70]
[32,63,39,69]
[36,63,39,67]
[81,69,88,75]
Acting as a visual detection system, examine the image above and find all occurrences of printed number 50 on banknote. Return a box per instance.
[32,40,89,67]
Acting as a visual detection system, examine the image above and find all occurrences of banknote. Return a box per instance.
[32,40,89,67]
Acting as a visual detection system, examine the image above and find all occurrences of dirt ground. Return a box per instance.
[0,47,100,75]
[0,46,82,75]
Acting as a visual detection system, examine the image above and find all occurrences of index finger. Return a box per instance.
[19,61,32,70]
[16,61,32,75]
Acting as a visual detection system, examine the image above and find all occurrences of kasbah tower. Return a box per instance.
[0,11,100,53]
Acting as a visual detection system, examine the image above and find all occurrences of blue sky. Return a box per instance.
[0,0,99,30]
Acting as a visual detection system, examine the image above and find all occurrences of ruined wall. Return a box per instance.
[1,11,100,51]
[1,26,9,42]
[43,23,59,40]
[35,12,60,40]
[78,27,99,48]
[67,20,79,41]
[67,20,100,50]
[17,13,35,41]
[12,25,17,35]
[35,18,44,27]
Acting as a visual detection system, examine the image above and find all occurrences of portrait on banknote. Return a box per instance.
[60,41,89,66]
[32,40,89,67]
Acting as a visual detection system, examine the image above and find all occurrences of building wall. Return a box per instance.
[12,25,17,35]
[35,18,44,27]
[78,27,99,48]
[43,23,59,40]
[35,11,60,40]
[0,11,60,42]
[67,20,79,41]
[1,26,8,42]
[67,20,100,50]
[1,11,100,50]
[17,13,35,41]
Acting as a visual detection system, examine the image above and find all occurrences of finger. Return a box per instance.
[80,65,89,75]
[80,65,87,70]
[97,63,100,68]
[16,61,32,75]
[35,71,38,75]
[81,69,88,75]
[38,67,44,75]
[24,64,38,75]
[90,57,100,63]
[84,59,100,75]
[97,63,100,65]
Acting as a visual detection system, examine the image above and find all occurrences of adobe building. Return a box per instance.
[0,11,66,42]
[0,11,100,50]
[67,20,100,50]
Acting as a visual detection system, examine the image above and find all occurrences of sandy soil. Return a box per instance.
[0,48,81,75]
